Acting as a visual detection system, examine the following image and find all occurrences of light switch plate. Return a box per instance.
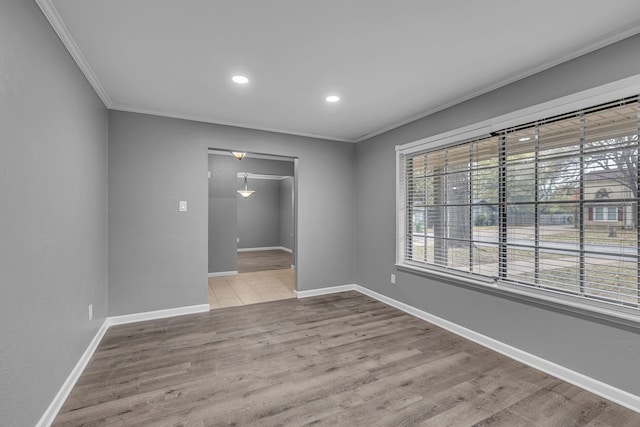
[179,201,188,212]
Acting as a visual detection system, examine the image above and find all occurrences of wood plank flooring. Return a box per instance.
[52,292,640,426]
[208,269,295,309]
[237,249,292,273]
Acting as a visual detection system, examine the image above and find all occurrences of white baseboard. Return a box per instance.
[296,283,640,414]
[208,271,238,277]
[237,246,291,253]
[36,319,109,427]
[294,284,357,298]
[38,302,211,426]
[108,304,210,326]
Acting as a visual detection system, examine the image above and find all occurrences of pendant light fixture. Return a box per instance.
[231,151,246,160]
[237,173,255,199]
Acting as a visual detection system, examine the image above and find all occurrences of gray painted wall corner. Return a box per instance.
[0,1,109,425]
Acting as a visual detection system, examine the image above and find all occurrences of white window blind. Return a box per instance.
[398,96,640,311]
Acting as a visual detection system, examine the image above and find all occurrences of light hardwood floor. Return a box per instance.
[53,292,640,426]
[208,269,295,309]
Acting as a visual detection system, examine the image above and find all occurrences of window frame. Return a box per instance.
[395,75,640,326]
[593,206,618,222]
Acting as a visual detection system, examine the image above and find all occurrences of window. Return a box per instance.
[593,206,618,222]
[397,96,640,314]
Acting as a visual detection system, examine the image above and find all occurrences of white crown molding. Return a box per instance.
[35,0,640,145]
[111,104,356,143]
[35,0,112,108]
[397,73,640,159]
[355,23,640,143]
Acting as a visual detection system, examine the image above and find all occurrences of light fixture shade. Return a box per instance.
[231,151,246,160]
[237,174,255,199]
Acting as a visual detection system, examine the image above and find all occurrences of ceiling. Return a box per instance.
[38,1,640,143]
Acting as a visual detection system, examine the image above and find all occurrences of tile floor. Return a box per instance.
[208,268,295,309]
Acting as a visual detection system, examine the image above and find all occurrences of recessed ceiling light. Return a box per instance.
[518,137,531,142]
[232,75,249,84]
[326,95,340,103]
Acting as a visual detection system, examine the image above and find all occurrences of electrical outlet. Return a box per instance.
[179,201,188,212]
[88,304,93,321]
[390,274,396,284]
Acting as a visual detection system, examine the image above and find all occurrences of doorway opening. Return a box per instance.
[207,149,297,309]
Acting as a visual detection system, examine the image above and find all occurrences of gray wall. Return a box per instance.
[111,110,354,311]
[280,177,295,253]
[238,178,281,249]
[109,112,209,315]
[355,33,640,397]
[0,1,108,425]
[208,154,238,273]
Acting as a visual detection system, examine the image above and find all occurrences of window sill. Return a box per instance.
[395,262,640,331]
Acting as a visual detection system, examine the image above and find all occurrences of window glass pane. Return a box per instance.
[506,131,535,204]
[537,252,581,293]
[412,207,426,233]
[584,254,638,304]
[471,244,499,277]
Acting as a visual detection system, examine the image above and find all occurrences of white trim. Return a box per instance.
[35,319,109,427]
[35,0,112,108]
[353,285,640,414]
[107,304,210,326]
[32,0,640,145]
[294,284,357,298]
[395,75,640,325]
[397,74,640,155]
[36,283,640,425]
[397,125,493,154]
[296,283,640,413]
[208,271,238,277]
[111,104,354,143]
[208,149,296,162]
[357,27,640,143]
[237,172,291,181]
[395,150,404,266]
[237,246,290,252]
[37,303,211,426]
